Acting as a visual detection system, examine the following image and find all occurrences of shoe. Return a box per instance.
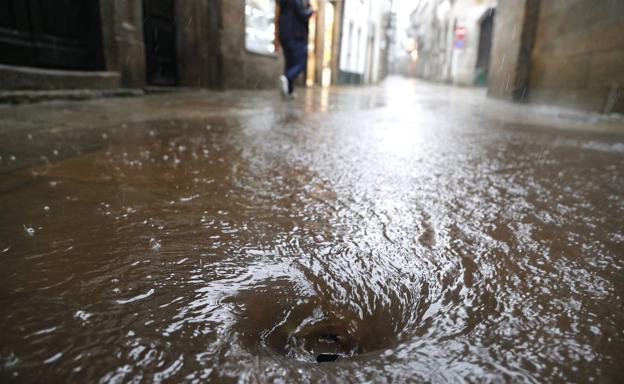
[279,75,289,99]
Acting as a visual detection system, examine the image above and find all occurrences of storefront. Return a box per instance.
[245,0,277,56]
[0,0,282,91]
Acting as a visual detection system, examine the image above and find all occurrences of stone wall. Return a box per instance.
[1,0,143,90]
[1,0,282,91]
[175,0,221,88]
[528,0,624,113]
[487,0,538,100]
[218,0,282,89]
[99,0,146,88]
[488,0,624,113]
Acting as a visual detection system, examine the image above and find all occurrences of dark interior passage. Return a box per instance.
[143,0,177,86]
[475,8,495,86]
[0,0,103,70]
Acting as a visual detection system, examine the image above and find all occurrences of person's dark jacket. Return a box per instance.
[278,0,313,41]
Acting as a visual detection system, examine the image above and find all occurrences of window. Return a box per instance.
[245,0,276,55]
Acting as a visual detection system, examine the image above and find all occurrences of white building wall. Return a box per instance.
[339,0,390,83]
[368,0,385,83]
[449,0,496,85]
[409,0,497,85]
[339,0,367,74]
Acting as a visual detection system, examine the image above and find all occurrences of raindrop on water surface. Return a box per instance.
[23,225,35,236]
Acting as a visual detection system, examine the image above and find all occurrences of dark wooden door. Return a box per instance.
[143,0,177,85]
[0,0,103,70]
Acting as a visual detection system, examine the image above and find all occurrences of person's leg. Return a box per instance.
[279,39,294,97]
[285,39,308,94]
[282,39,297,94]
[281,38,293,76]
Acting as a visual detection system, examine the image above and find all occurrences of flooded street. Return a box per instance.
[1,79,623,382]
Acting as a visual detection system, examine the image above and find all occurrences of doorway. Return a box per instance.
[306,0,319,86]
[475,8,495,86]
[0,0,103,70]
[305,1,335,87]
[143,0,177,86]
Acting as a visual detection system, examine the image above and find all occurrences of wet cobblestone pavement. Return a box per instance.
[1,79,623,382]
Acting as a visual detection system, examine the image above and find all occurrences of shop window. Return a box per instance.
[245,0,276,55]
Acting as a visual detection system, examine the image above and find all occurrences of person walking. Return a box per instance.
[278,0,313,99]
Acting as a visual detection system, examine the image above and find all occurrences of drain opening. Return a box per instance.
[318,334,339,344]
[316,353,344,363]
[284,329,357,363]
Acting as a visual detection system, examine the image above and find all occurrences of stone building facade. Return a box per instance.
[337,0,392,85]
[0,0,282,91]
[406,0,497,86]
[488,0,624,113]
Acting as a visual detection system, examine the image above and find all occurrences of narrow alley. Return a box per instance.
[1,78,623,382]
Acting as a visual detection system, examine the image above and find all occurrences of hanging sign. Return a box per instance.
[454,26,466,49]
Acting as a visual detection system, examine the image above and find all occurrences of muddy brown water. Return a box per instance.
[1,82,623,382]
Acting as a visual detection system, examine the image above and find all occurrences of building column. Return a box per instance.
[218,0,282,89]
[175,0,222,88]
[330,0,344,85]
[487,0,540,101]
[99,0,147,88]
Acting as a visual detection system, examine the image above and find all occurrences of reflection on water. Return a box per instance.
[0,80,623,382]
